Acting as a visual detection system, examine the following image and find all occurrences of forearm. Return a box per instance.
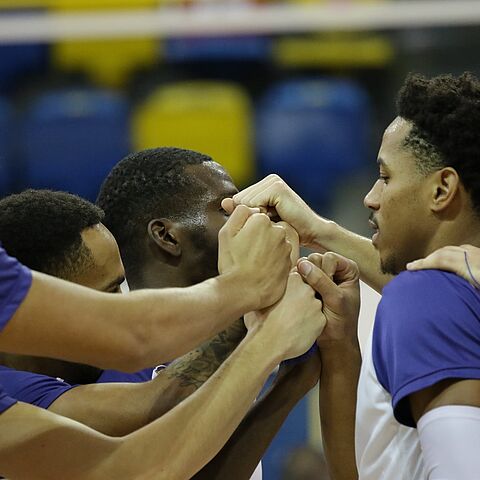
[319,341,361,480]
[1,329,282,480]
[118,328,283,479]
[48,320,246,437]
[309,218,391,293]
[1,271,253,371]
[192,364,313,480]
[156,319,246,411]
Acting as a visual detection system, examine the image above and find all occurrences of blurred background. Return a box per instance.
[1,0,480,478]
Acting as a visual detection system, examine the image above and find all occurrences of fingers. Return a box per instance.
[406,246,465,273]
[221,198,235,215]
[307,252,359,284]
[219,205,260,237]
[277,221,300,266]
[297,258,338,303]
[233,174,282,207]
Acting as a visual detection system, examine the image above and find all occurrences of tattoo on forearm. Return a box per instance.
[165,319,246,390]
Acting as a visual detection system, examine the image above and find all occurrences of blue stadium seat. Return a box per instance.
[164,36,271,62]
[20,88,130,201]
[0,44,48,93]
[0,98,13,196]
[256,79,370,212]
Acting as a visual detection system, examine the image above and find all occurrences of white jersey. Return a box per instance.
[250,462,262,480]
[355,332,425,480]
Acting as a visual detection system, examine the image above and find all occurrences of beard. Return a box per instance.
[380,253,402,276]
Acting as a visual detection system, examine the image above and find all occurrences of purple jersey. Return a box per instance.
[373,269,480,427]
[0,386,16,413]
[0,246,32,331]
[0,365,153,409]
[0,365,76,409]
[97,368,154,383]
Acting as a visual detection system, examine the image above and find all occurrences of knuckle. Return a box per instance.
[237,204,250,213]
[218,225,228,238]
[308,252,323,265]
[290,271,301,280]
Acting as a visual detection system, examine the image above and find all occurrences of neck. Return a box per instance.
[127,262,191,291]
[424,212,480,257]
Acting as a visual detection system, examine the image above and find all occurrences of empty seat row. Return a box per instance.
[0,79,370,211]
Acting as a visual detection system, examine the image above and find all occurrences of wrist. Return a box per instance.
[213,271,260,314]
[307,216,339,251]
[319,338,361,367]
[242,326,284,371]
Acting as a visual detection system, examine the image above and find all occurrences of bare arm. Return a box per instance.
[0,270,326,479]
[49,320,246,436]
[226,174,392,292]
[298,252,361,480]
[319,342,361,480]
[0,206,292,371]
[0,330,279,480]
[309,219,390,292]
[192,353,321,479]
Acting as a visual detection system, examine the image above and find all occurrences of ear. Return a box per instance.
[430,167,460,213]
[147,219,182,257]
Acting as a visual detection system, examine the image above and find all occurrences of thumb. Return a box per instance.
[221,197,235,214]
[277,221,299,266]
[406,258,429,271]
[297,259,338,302]
[221,204,259,236]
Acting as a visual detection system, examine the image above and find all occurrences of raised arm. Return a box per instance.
[0,271,326,479]
[224,174,392,292]
[192,352,321,479]
[0,206,292,371]
[298,252,362,480]
[48,319,247,436]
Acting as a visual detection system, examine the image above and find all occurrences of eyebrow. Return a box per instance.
[103,275,126,292]
[213,188,239,203]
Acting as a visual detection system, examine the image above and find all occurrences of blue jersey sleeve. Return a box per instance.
[372,269,480,427]
[0,386,17,414]
[0,246,32,331]
[97,368,154,383]
[0,366,76,409]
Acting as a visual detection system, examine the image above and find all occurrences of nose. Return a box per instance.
[364,180,381,210]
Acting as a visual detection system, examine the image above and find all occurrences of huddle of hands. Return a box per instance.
[217,195,360,368]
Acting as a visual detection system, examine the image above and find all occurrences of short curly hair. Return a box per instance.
[0,189,104,279]
[97,147,213,274]
[397,72,480,214]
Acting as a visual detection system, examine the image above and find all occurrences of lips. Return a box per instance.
[368,218,379,245]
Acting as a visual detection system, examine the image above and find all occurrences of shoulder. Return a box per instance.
[379,269,479,325]
[383,268,471,297]
[376,269,480,350]
[372,269,480,426]
[0,247,32,330]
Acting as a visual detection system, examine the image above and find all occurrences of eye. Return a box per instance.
[379,174,389,184]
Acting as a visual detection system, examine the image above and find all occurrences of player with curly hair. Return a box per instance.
[227,72,480,480]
